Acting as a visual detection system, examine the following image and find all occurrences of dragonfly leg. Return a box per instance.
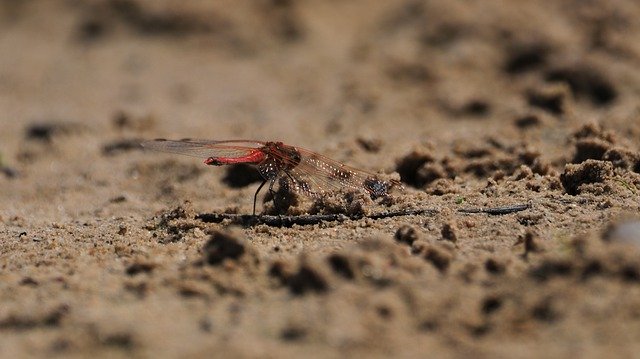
[268,178,277,197]
[253,179,267,216]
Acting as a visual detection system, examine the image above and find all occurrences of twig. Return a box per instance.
[195,203,530,227]
[457,203,530,215]
[196,208,437,227]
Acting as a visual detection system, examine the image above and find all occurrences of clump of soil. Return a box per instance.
[560,159,614,195]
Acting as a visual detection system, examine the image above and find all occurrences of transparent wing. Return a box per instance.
[141,139,265,159]
[279,147,393,198]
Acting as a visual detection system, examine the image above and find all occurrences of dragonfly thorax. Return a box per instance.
[258,142,302,180]
[263,142,302,169]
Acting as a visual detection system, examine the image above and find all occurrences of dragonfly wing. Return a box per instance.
[141,139,264,159]
[285,148,384,197]
[280,168,319,197]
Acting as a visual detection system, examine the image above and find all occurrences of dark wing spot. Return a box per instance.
[363,178,390,199]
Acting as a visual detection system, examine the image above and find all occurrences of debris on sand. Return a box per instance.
[560,159,614,195]
[203,230,250,265]
[24,121,84,142]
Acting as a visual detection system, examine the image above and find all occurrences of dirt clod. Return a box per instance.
[441,222,457,243]
[572,138,611,163]
[24,122,83,142]
[270,258,330,295]
[420,244,454,272]
[125,262,155,276]
[396,147,437,187]
[395,224,420,245]
[527,85,569,115]
[545,66,617,106]
[560,159,614,195]
[102,138,145,156]
[203,231,249,265]
[514,114,542,129]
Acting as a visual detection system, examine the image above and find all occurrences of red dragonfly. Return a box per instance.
[142,139,401,215]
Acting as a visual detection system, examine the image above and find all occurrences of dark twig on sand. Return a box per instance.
[196,203,530,227]
[196,208,438,227]
[457,203,531,215]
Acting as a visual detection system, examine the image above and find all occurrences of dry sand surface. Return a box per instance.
[2,0,640,357]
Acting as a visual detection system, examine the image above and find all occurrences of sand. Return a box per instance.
[1,0,640,357]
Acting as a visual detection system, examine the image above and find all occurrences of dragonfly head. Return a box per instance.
[204,157,224,166]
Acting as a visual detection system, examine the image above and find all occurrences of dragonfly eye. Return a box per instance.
[205,157,223,166]
[363,178,390,199]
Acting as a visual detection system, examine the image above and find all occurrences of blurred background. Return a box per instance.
[2,0,638,157]
[3,0,640,217]
[0,0,639,211]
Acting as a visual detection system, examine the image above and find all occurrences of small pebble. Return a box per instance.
[604,221,640,246]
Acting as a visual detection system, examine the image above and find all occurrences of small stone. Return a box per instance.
[603,221,640,247]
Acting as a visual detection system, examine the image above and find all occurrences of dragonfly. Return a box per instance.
[141,139,401,215]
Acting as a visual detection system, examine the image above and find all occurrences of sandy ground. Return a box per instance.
[1,0,640,357]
